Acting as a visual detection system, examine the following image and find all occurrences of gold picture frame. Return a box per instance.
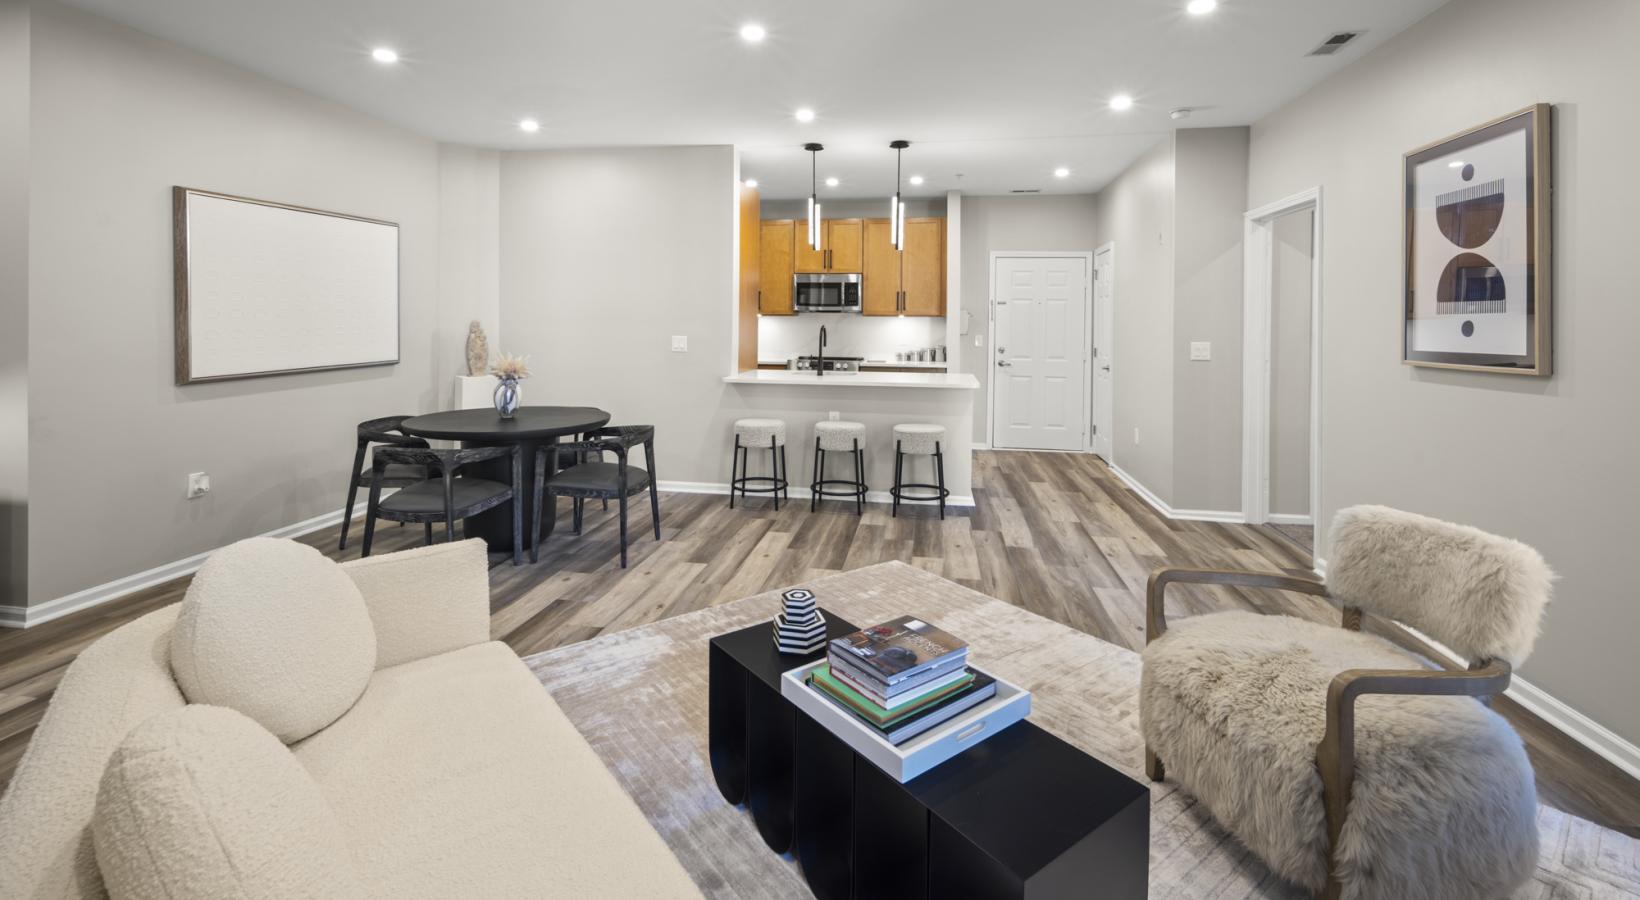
[1402,104,1551,375]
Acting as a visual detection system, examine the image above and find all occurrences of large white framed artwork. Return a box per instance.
[1403,104,1551,375]
[173,187,400,384]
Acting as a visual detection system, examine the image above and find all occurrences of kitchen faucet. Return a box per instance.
[817,325,827,377]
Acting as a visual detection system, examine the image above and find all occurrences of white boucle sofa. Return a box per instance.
[0,537,704,900]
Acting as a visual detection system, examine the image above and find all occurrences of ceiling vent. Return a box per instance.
[1011,188,1042,194]
[1308,31,1363,56]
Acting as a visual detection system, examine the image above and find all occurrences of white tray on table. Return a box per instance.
[779,660,1032,783]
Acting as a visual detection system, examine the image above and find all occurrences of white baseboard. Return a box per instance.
[0,505,360,630]
[658,480,976,509]
[1106,464,1244,524]
[1312,556,1640,782]
[1505,676,1640,781]
[971,441,991,451]
[1266,513,1314,526]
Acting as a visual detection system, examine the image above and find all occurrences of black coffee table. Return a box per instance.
[709,612,1149,900]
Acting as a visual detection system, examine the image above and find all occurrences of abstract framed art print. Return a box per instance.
[1403,104,1551,375]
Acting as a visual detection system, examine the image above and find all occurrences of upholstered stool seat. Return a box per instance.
[890,423,949,518]
[734,418,787,447]
[891,423,944,455]
[810,421,867,515]
[730,418,789,509]
[814,420,865,451]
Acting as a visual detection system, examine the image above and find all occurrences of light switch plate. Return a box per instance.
[187,472,210,499]
[1189,341,1212,361]
[671,335,688,352]
[974,334,984,348]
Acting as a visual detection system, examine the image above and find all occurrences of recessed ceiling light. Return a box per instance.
[1053,167,1071,178]
[794,107,816,123]
[739,23,767,43]
[518,118,540,133]
[370,47,399,64]
[1109,94,1134,112]
[1186,0,1217,15]
[744,178,759,188]
[909,175,924,186]
[825,177,840,187]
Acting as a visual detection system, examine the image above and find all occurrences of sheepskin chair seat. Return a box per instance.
[1141,611,1538,900]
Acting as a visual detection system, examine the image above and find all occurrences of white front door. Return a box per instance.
[992,256,1089,451]
[1092,245,1114,460]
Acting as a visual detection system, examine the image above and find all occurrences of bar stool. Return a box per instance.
[730,418,789,509]
[891,423,949,519]
[810,420,867,515]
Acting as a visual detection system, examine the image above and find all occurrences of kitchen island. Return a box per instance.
[720,370,979,505]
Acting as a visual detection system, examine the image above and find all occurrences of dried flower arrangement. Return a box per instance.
[490,353,531,381]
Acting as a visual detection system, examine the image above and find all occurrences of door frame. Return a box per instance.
[986,251,1096,452]
[1091,241,1115,463]
[1241,187,1323,528]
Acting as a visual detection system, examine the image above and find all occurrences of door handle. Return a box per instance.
[997,360,1012,367]
[1101,365,1111,372]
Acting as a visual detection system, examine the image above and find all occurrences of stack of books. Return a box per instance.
[808,615,997,744]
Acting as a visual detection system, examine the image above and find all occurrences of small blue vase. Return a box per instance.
[493,377,520,418]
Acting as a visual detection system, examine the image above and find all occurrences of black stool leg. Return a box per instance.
[770,436,781,511]
[781,445,790,503]
[811,437,822,513]
[935,441,946,520]
[853,439,864,516]
[618,493,629,568]
[730,436,741,509]
[424,523,433,546]
[892,441,903,518]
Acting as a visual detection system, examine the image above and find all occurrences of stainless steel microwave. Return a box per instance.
[793,273,861,312]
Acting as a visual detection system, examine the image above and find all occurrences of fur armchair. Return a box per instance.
[1139,505,1552,900]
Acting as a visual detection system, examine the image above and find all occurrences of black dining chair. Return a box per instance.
[341,416,435,551]
[361,445,524,566]
[532,426,660,568]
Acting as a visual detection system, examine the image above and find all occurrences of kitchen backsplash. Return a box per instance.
[758,314,946,363]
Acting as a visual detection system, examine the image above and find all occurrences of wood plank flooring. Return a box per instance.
[1,450,1635,836]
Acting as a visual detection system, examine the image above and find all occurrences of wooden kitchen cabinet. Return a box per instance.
[759,220,795,315]
[862,219,901,316]
[794,218,864,273]
[900,218,945,316]
[861,216,946,316]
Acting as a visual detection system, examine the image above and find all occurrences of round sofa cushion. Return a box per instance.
[170,537,376,743]
[93,705,366,900]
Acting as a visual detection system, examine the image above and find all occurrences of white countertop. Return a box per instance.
[724,370,979,390]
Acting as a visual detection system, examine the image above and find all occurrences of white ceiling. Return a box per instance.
[61,0,1448,199]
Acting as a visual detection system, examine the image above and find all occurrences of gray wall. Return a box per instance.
[1269,209,1312,518]
[1171,128,1248,512]
[436,145,501,397]
[499,146,740,484]
[1095,138,1176,500]
[958,195,1100,444]
[21,1,493,606]
[1248,0,1640,744]
[761,197,944,221]
[0,0,27,607]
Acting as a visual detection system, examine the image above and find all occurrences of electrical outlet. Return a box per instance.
[187,472,211,499]
[671,335,688,352]
[1190,341,1212,361]
[828,411,840,421]
[1133,427,1141,445]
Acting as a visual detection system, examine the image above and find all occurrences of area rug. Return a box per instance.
[524,561,1640,899]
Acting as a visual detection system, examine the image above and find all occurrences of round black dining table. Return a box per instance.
[399,406,611,553]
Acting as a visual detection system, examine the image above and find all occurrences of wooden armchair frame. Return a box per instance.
[1144,567,1514,900]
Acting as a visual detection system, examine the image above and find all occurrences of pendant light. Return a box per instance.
[889,140,910,250]
[804,142,824,249]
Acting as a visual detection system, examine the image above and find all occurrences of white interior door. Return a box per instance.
[992,256,1089,451]
[1092,245,1114,460]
